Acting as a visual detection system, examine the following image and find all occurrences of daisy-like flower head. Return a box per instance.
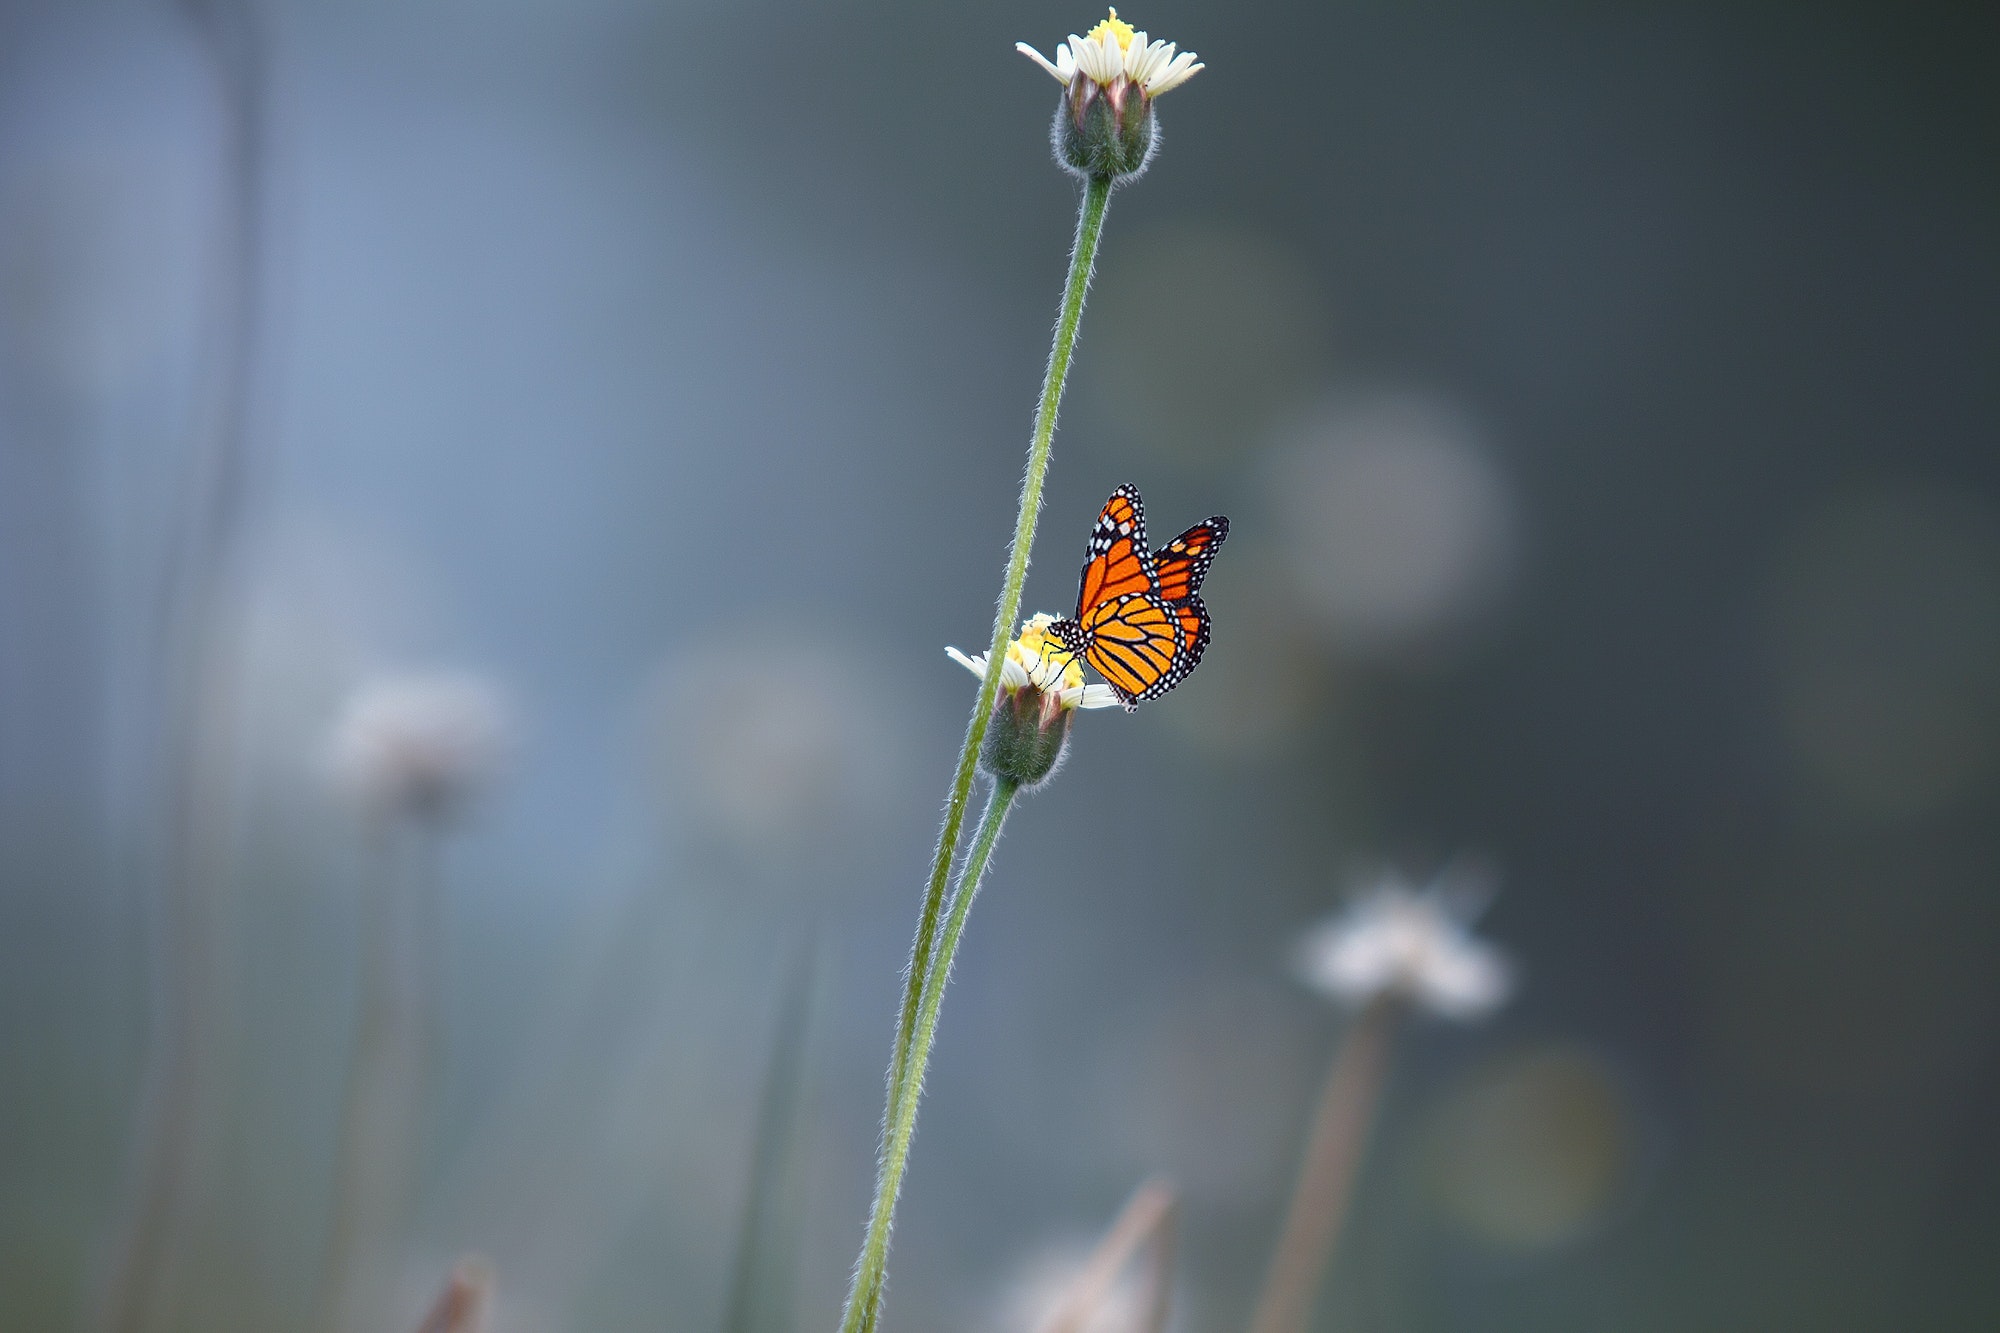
[948,613,1120,788]
[327,671,513,824]
[1294,865,1513,1022]
[1017,10,1203,182]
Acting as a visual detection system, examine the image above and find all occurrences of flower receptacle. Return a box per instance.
[980,685,1073,789]
[1055,79,1156,182]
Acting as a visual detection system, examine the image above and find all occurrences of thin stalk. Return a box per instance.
[841,172,1113,1333]
[1039,1179,1178,1333]
[842,778,1020,1333]
[316,820,441,1333]
[413,1257,493,1333]
[102,4,265,1328]
[882,172,1112,1120]
[1246,997,1401,1333]
[720,941,815,1333]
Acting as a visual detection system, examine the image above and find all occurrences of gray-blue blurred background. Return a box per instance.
[4,2,1999,1330]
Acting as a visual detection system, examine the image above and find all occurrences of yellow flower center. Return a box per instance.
[1011,613,1086,694]
[1085,8,1137,51]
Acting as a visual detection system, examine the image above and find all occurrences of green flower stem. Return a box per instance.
[316,822,440,1333]
[883,171,1114,1117]
[845,778,1019,1333]
[839,172,1114,1333]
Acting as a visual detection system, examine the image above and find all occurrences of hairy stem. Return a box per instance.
[840,172,1113,1333]
[842,778,1020,1333]
[882,172,1111,1121]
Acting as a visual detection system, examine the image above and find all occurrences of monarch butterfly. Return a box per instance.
[1050,484,1229,709]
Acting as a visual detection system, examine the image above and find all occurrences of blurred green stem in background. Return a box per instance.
[839,170,1113,1333]
[1248,996,1402,1333]
[316,824,444,1333]
[721,942,816,1333]
[102,3,266,1328]
[1041,1179,1180,1333]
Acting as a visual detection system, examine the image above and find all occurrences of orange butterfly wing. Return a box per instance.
[1072,484,1157,614]
[1051,485,1226,708]
[1152,517,1229,603]
[1079,593,1184,704]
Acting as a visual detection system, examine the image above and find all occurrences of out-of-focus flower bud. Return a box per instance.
[327,672,512,824]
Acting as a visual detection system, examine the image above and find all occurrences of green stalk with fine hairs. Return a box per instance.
[847,778,1020,1333]
[840,165,1114,1333]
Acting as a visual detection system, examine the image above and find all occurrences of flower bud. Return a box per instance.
[980,682,1074,790]
[945,613,1123,792]
[327,672,512,824]
[1018,12,1204,184]
[1054,76,1156,181]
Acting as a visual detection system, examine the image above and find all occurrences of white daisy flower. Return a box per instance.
[947,612,1122,712]
[950,614,1119,789]
[1294,866,1513,1021]
[1017,10,1204,99]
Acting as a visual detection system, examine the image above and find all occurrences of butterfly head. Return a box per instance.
[1013,613,1089,694]
[1045,616,1090,659]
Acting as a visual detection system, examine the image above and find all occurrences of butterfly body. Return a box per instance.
[1050,485,1228,708]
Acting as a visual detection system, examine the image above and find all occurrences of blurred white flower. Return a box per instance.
[1266,389,1515,661]
[1294,868,1512,1021]
[947,612,1122,712]
[327,672,512,822]
[647,624,900,861]
[1018,10,1204,99]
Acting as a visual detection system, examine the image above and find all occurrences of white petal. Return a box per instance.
[1149,54,1202,95]
[944,646,987,679]
[1123,31,1149,77]
[1073,684,1124,709]
[1131,40,1168,85]
[1092,31,1123,82]
[1070,33,1109,83]
[1099,27,1124,72]
[1016,42,1068,83]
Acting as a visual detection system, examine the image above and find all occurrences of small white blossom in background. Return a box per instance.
[1294,867,1512,1021]
[646,625,903,862]
[327,672,512,822]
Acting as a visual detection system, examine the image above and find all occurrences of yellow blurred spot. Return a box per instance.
[1765,484,2000,822]
[1427,1045,1636,1250]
